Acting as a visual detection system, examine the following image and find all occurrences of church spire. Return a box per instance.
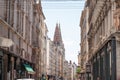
[59,23,62,42]
[53,23,63,45]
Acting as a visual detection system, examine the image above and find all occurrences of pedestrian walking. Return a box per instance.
[41,74,46,80]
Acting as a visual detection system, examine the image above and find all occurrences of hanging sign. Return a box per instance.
[0,37,14,47]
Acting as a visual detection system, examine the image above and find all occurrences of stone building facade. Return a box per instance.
[78,52,81,67]
[32,2,46,79]
[0,0,45,80]
[66,61,77,80]
[80,5,89,75]
[46,38,56,77]
[46,23,65,79]
[81,0,120,80]
[64,60,69,80]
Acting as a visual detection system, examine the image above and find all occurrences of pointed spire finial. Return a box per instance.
[53,22,63,45]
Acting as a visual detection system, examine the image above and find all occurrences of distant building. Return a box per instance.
[64,60,69,80]
[67,61,77,80]
[46,23,65,79]
[53,23,65,78]
[78,52,81,67]
[72,62,77,80]
[46,38,56,76]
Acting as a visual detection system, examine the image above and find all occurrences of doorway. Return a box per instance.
[0,57,3,80]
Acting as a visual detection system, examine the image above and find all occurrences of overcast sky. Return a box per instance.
[41,1,85,64]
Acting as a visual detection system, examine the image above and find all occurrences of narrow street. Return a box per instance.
[0,0,120,80]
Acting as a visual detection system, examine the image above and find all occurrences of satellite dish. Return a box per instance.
[0,37,14,47]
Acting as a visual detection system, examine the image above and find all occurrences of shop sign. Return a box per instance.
[0,37,14,47]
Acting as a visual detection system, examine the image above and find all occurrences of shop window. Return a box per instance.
[7,55,12,72]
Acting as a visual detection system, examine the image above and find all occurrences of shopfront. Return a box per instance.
[91,37,116,80]
[0,51,3,80]
[0,49,35,80]
[14,58,35,79]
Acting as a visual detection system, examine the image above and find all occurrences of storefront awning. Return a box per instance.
[23,64,35,74]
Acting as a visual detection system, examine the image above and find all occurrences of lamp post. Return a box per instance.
[86,63,91,80]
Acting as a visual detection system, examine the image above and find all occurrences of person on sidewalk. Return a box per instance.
[41,74,46,80]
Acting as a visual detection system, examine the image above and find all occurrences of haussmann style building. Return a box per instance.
[80,3,89,80]
[80,0,120,80]
[0,0,46,80]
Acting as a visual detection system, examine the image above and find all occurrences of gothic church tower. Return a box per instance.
[53,23,63,46]
[53,23,65,77]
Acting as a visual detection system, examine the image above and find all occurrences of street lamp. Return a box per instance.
[86,63,91,80]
